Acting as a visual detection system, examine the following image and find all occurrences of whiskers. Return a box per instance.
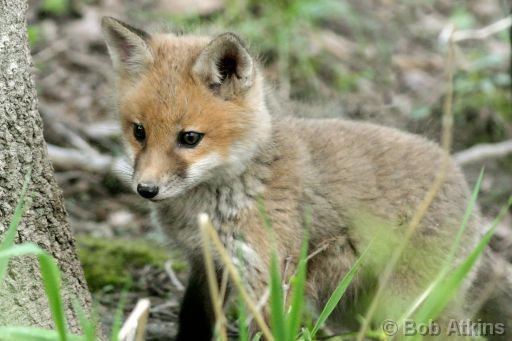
[112,156,134,187]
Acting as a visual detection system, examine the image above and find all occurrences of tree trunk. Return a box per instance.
[0,0,92,333]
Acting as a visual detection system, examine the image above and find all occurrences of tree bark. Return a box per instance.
[0,0,92,333]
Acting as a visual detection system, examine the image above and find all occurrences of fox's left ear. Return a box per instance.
[192,33,255,100]
[101,17,153,78]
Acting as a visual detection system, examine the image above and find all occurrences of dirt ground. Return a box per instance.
[27,0,511,339]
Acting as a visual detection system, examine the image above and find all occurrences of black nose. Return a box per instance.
[137,183,159,199]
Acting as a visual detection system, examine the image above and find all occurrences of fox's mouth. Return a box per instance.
[148,197,166,202]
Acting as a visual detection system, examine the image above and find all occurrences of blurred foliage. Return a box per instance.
[154,0,357,98]
[27,25,41,47]
[146,0,511,111]
[449,6,476,30]
[77,236,184,291]
[453,49,511,144]
[41,0,71,16]
[223,1,346,73]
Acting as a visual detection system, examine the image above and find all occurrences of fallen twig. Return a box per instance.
[164,260,185,292]
[47,143,128,176]
[453,140,512,165]
[81,120,121,140]
[452,16,512,42]
[118,298,151,341]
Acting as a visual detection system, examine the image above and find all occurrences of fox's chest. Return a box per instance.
[152,178,261,256]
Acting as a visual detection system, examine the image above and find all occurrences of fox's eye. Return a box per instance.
[178,131,204,148]
[133,123,145,142]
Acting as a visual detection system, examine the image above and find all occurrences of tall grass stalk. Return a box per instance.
[199,213,274,341]
[199,213,228,341]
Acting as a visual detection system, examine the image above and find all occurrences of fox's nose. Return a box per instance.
[137,183,159,199]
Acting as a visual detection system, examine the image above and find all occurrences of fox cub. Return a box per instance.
[102,17,509,340]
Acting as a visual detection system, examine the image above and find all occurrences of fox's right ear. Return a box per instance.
[101,17,153,77]
[192,33,255,100]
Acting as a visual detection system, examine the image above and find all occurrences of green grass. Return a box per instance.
[72,299,96,341]
[286,231,309,339]
[109,290,128,341]
[270,249,287,341]
[41,0,70,16]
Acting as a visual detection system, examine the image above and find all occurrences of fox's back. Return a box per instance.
[278,116,471,221]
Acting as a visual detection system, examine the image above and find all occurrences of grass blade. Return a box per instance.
[300,327,312,341]
[0,243,44,259]
[412,196,512,340]
[199,214,228,341]
[0,326,84,341]
[110,289,128,341]
[444,168,484,267]
[251,332,262,341]
[310,242,372,337]
[39,254,68,341]
[0,169,32,281]
[203,221,274,341]
[238,293,249,341]
[72,298,97,341]
[258,198,286,341]
[0,243,68,341]
[270,251,287,341]
[286,231,308,339]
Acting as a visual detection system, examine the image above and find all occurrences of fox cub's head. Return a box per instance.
[102,17,270,201]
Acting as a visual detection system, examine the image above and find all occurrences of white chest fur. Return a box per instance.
[152,166,267,257]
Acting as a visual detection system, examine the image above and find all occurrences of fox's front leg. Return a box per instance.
[175,261,217,341]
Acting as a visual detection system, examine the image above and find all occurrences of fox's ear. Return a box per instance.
[192,33,254,100]
[101,17,153,77]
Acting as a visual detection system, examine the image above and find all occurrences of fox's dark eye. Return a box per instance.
[133,123,145,142]
[178,131,204,148]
